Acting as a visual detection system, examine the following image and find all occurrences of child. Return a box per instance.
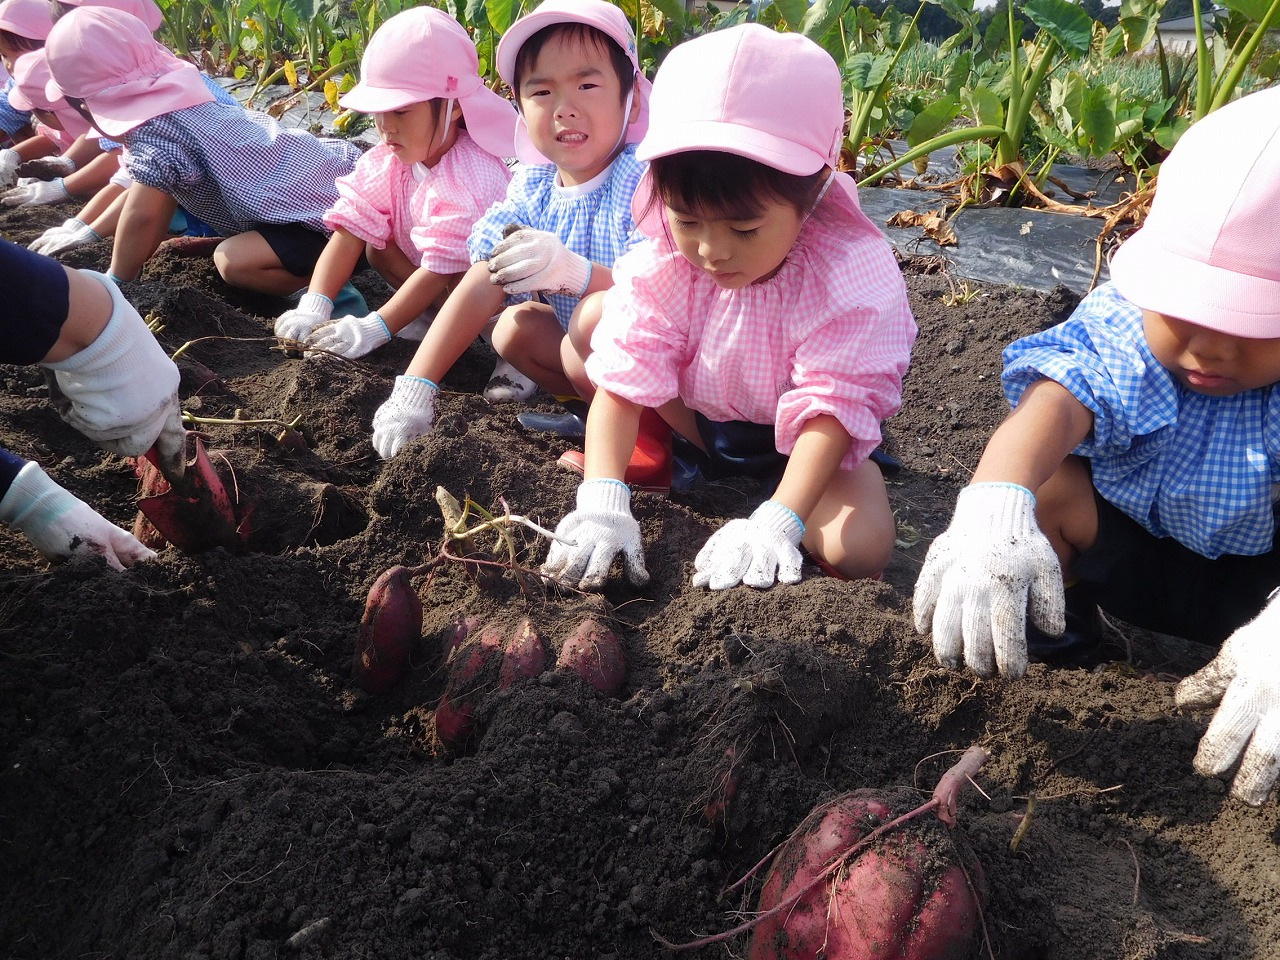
[370,0,651,458]
[0,0,50,186]
[912,86,1280,807]
[43,6,361,298]
[274,6,516,361]
[539,25,915,592]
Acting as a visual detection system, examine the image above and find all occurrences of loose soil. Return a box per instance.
[2,201,1275,960]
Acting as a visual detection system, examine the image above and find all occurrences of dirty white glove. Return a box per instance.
[371,375,438,459]
[29,218,100,256]
[1,177,71,207]
[693,499,805,590]
[913,482,1064,679]
[0,461,155,570]
[542,478,649,591]
[40,271,182,462]
[274,292,334,342]
[0,148,20,189]
[304,312,391,359]
[488,227,591,297]
[18,154,77,179]
[1176,595,1280,806]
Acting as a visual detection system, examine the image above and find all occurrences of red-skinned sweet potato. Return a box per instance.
[432,626,502,750]
[351,566,422,694]
[499,618,548,689]
[748,788,984,960]
[443,613,481,661]
[556,618,625,695]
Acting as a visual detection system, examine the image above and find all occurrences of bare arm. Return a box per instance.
[771,414,852,521]
[377,268,453,333]
[403,261,507,383]
[110,182,177,281]
[971,378,1095,492]
[583,389,641,480]
[305,228,365,301]
[62,151,119,199]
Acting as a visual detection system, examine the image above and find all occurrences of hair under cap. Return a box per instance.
[338,7,517,158]
[1109,85,1280,339]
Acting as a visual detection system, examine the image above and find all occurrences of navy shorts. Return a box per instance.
[679,414,788,486]
[1074,491,1280,645]
[253,223,330,279]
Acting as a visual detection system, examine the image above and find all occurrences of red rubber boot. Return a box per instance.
[558,407,672,495]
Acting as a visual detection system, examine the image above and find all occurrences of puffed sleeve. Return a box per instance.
[323,145,397,248]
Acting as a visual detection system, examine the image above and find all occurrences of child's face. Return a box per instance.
[33,108,61,130]
[665,195,806,289]
[1144,309,1280,395]
[517,32,637,186]
[374,101,453,166]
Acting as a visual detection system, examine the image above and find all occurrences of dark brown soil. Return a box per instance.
[1,201,1274,960]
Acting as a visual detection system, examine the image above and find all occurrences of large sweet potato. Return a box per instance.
[499,618,548,689]
[556,618,625,695]
[433,626,502,750]
[351,566,423,694]
[748,788,983,960]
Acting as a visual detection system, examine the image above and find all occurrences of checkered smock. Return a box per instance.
[0,78,30,138]
[122,101,361,236]
[467,145,645,330]
[324,132,510,276]
[586,182,916,470]
[34,121,76,152]
[1003,282,1280,558]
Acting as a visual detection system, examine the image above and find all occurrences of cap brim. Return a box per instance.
[1110,227,1280,339]
[636,118,826,175]
[338,83,420,114]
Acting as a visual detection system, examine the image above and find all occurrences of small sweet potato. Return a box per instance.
[432,626,502,750]
[352,566,422,694]
[499,618,548,689]
[556,618,625,695]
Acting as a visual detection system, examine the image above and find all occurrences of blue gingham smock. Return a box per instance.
[121,101,361,237]
[466,145,646,331]
[1002,282,1280,559]
[0,77,31,137]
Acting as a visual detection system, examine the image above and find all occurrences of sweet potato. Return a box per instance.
[351,566,422,694]
[432,626,502,750]
[443,613,481,660]
[556,618,625,695]
[748,788,983,960]
[499,618,548,689]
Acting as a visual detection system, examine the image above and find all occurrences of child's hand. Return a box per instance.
[371,375,438,459]
[488,227,591,297]
[304,312,392,359]
[541,479,649,591]
[1176,598,1280,806]
[29,219,101,256]
[1,177,71,207]
[693,500,805,590]
[0,462,156,570]
[913,482,1065,678]
[17,154,77,180]
[274,292,335,342]
[0,148,20,189]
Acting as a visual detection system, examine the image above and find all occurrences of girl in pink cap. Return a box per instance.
[540,25,915,593]
[43,6,361,296]
[912,86,1280,807]
[0,0,52,184]
[370,0,651,457]
[273,6,516,361]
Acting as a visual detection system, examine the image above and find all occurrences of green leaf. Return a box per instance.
[485,0,518,36]
[771,0,808,29]
[844,51,892,91]
[906,94,960,145]
[1078,84,1117,153]
[647,0,687,29]
[1023,0,1094,58]
[964,84,1003,127]
[800,0,849,41]
[1220,0,1273,22]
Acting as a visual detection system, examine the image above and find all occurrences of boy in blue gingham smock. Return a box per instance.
[913,86,1280,809]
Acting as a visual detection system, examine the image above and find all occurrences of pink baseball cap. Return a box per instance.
[495,0,650,165]
[339,7,516,158]
[8,48,66,111]
[0,0,52,41]
[44,7,214,138]
[1110,85,1280,339]
[56,0,163,33]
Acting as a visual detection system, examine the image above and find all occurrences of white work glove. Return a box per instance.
[0,147,20,189]
[693,499,805,590]
[304,312,391,359]
[371,375,438,459]
[1175,594,1280,806]
[913,482,1065,679]
[0,461,155,570]
[18,154,77,179]
[29,218,101,256]
[541,478,649,591]
[40,272,184,472]
[488,227,591,297]
[1,177,71,207]
[274,292,334,342]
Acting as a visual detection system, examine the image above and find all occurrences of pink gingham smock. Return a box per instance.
[586,181,916,469]
[34,121,76,152]
[323,131,511,275]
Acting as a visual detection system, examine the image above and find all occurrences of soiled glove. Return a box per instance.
[29,218,101,256]
[913,482,1064,679]
[371,375,438,459]
[541,478,649,591]
[1176,594,1280,806]
[40,272,182,460]
[693,499,805,590]
[18,154,77,180]
[0,461,155,570]
[1,177,71,207]
[304,312,391,359]
[0,148,20,189]
[274,292,334,342]
[488,227,591,297]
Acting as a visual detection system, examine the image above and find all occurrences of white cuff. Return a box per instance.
[576,477,631,513]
